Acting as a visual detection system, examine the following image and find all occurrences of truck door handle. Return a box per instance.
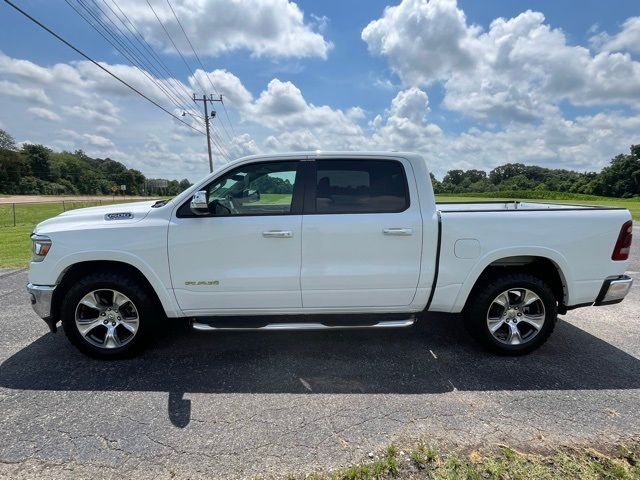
[383,227,413,236]
[262,230,293,238]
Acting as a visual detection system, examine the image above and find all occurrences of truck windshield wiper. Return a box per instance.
[152,199,169,208]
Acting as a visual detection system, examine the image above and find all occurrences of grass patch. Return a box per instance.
[0,224,33,267]
[0,200,137,267]
[298,443,640,480]
[256,193,292,205]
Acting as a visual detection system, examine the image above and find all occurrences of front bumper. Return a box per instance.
[594,275,634,306]
[26,283,57,332]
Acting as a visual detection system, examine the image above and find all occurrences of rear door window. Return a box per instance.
[313,159,409,214]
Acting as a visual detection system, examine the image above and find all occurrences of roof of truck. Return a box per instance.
[231,151,423,165]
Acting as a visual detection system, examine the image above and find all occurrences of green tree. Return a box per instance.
[21,144,52,181]
[0,149,31,193]
[592,146,640,197]
[0,129,17,151]
[489,163,527,185]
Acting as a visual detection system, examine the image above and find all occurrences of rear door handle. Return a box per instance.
[383,227,413,236]
[262,230,293,238]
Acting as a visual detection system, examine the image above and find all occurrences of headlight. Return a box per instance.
[31,234,52,262]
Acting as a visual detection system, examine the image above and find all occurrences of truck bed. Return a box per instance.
[436,200,625,213]
[429,200,631,313]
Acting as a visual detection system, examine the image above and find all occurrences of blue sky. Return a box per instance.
[0,0,639,180]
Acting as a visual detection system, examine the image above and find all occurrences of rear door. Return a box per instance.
[300,158,423,308]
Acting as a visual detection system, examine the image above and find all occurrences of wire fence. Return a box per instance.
[0,199,146,228]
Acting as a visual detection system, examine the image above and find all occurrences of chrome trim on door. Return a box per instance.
[383,228,413,236]
[262,230,293,238]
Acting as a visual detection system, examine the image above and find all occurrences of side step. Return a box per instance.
[192,314,416,332]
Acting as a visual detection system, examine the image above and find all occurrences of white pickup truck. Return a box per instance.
[27,152,634,358]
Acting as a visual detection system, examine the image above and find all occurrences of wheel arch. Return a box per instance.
[453,248,572,313]
[51,260,172,323]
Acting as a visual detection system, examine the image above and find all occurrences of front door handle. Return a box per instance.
[383,227,413,236]
[262,230,293,238]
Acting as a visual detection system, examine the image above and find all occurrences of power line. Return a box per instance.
[64,0,195,116]
[86,0,194,111]
[104,0,199,109]
[145,0,207,94]
[3,0,206,136]
[165,0,237,141]
[144,0,232,163]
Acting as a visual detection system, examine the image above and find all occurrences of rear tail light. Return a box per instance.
[612,220,633,261]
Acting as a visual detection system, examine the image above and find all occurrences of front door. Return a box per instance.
[301,158,422,308]
[168,160,304,314]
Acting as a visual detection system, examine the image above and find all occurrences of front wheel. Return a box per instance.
[61,272,157,359]
[464,272,558,355]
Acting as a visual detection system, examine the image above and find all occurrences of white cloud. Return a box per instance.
[96,125,115,135]
[248,79,364,139]
[190,69,253,107]
[362,0,480,84]
[0,79,50,104]
[368,88,442,151]
[190,70,366,144]
[83,134,115,148]
[112,0,331,59]
[59,129,114,149]
[62,100,121,125]
[591,16,640,53]
[27,107,61,121]
[230,133,261,157]
[264,129,321,151]
[363,1,640,122]
[389,87,430,123]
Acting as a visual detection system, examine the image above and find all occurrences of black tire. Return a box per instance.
[61,271,158,359]
[463,272,558,355]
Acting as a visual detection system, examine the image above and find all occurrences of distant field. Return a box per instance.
[0,192,637,267]
[0,195,156,204]
[0,198,141,267]
[257,193,292,204]
[0,199,144,228]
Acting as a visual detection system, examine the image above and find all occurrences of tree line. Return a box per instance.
[0,128,191,196]
[431,145,640,198]
[1,128,638,198]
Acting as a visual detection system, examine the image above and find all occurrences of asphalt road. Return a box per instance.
[1,228,639,479]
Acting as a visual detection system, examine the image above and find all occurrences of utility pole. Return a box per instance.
[193,94,223,173]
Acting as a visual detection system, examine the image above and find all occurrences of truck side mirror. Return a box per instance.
[190,190,209,215]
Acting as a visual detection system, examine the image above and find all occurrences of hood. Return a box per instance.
[34,200,159,234]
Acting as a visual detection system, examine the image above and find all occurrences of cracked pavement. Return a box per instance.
[1,228,639,479]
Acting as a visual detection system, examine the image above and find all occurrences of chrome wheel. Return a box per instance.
[74,289,139,349]
[486,288,546,345]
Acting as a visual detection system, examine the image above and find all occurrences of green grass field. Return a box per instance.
[0,193,637,268]
[0,200,133,267]
[256,193,292,204]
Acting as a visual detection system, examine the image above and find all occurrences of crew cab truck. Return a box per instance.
[27,152,634,359]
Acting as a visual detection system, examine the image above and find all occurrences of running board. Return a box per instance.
[192,316,416,332]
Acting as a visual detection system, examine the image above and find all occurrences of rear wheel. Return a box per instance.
[464,272,557,355]
[61,272,157,359]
